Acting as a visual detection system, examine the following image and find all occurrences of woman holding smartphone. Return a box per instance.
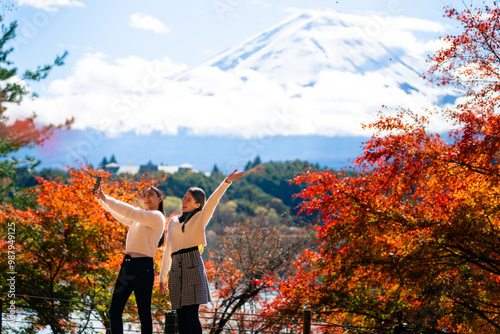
[159,169,244,334]
[94,184,165,334]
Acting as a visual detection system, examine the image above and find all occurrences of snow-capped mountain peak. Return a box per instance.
[205,9,442,88]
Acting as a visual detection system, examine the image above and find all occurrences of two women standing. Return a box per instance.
[95,169,244,334]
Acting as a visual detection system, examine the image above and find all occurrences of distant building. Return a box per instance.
[101,162,197,175]
[116,165,140,174]
[179,163,194,171]
[138,161,157,174]
[158,165,179,174]
[104,162,120,174]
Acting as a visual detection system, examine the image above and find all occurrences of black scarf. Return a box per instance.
[178,210,200,232]
[179,212,189,223]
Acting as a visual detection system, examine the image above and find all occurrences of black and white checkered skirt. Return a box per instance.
[168,246,211,310]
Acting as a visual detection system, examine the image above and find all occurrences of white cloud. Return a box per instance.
[16,0,84,11]
[5,9,460,139]
[129,13,170,34]
[5,53,457,139]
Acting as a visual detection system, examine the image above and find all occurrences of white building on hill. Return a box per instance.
[101,162,197,175]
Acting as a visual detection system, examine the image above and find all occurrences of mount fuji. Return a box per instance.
[169,8,458,137]
[19,9,459,172]
[209,10,428,86]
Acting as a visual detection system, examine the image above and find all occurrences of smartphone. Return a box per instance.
[93,176,102,191]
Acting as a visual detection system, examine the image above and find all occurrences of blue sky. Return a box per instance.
[1,0,495,172]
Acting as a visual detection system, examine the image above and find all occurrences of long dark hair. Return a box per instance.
[148,186,166,247]
[181,187,206,233]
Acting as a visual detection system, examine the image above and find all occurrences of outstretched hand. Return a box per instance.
[94,187,106,201]
[226,169,245,183]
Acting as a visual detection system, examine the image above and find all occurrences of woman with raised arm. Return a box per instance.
[94,184,165,334]
[159,169,244,334]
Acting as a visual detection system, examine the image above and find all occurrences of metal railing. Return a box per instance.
[1,296,380,334]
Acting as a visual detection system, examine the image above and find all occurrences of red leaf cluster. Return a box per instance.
[270,4,500,333]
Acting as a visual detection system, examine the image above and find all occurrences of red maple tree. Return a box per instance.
[269,3,500,334]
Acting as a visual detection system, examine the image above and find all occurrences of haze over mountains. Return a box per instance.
[16,9,460,172]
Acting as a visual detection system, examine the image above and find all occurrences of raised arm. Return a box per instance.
[199,170,244,226]
[98,199,135,226]
[225,169,245,183]
[103,196,164,229]
[94,188,164,230]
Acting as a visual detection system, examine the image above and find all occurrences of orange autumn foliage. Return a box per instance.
[0,167,170,332]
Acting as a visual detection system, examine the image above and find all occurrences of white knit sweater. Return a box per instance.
[99,196,165,258]
[159,180,231,283]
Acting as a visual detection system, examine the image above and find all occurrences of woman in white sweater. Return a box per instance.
[159,169,244,334]
[95,185,165,334]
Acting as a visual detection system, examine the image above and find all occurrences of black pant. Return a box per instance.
[176,304,202,334]
[109,255,154,334]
